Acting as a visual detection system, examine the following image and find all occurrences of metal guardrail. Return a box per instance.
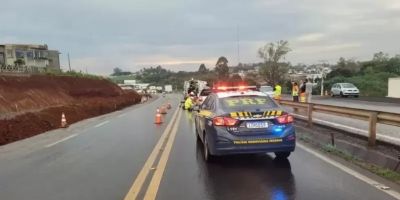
[278,100,400,146]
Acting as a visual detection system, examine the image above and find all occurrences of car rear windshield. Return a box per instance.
[219,95,278,112]
[260,86,273,92]
[200,89,211,96]
[342,83,356,88]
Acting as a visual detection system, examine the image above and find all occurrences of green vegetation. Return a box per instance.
[45,69,104,80]
[321,144,400,183]
[258,40,291,85]
[322,53,400,96]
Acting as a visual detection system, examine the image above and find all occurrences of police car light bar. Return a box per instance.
[213,85,257,91]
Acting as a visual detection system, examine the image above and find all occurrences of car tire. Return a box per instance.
[355,95,359,98]
[275,152,291,159]
[340,92,344,97]
[203,134,215,162]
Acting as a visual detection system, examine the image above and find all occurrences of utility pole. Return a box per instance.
[236,24,240,66]
[68,53,71,72]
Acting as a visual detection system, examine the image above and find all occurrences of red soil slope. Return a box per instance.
[0,75,141,145]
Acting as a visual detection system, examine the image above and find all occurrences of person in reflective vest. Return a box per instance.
[299,80,306,103]
[292,82,299,102]
[184,92,194,110]
[274,84,282,100]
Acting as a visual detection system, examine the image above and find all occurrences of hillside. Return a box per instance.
[0,75,142,145]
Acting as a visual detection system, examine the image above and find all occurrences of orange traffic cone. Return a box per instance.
[61,112,68,128]
[166,103,171,109]
[155,109,163,124]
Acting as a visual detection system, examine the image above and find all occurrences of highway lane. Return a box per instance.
[156,110,400,200]
[0,95,180,200]
[281,95,400,145]
[1,94,399,200]
[283,95,400,113]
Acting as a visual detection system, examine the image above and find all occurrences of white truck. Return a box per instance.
[183,79,207,97]
[164,85,173,93]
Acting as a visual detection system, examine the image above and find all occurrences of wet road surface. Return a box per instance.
[0,94,399,200]
[156,109,398,200]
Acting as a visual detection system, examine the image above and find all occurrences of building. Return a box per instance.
[388,77,400,98]
[0,44,60,71]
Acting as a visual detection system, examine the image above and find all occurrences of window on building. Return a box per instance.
[6,50,13,58]
[15,50,25,59]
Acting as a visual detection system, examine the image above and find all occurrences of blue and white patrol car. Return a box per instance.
[194,86,296,161]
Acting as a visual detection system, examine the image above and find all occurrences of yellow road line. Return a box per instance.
[124,107,180,200]
[143,108,182,200]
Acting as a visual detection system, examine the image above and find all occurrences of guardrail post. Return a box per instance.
[307,103,313,127]
[368,112,378,147]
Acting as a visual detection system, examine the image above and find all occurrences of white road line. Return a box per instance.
[94,120,110,128]
[45,134,78,148]
[118,113,127,118]
[297,142,400,200]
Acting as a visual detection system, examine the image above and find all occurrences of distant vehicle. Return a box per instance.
[193,85,296,162]
[259,85,274,97]
[164,85,173,93]
[183,79,207,101]
[330,83,359,97]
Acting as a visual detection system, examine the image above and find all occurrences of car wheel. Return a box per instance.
[355,95,359,98]
[275,152,291,159]
[203,134,214,162]
[340,92,344,97]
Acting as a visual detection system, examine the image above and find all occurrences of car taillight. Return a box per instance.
[276,115,294,124]
[213,117,238,126]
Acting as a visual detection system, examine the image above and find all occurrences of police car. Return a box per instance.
[194,86,296,161]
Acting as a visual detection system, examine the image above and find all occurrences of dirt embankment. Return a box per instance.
[0,75,141,145]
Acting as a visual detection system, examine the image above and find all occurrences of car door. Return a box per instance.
[331,84,337,95]
[197,95,215,138]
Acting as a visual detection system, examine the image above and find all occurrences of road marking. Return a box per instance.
[94,120,110,128]
[297,142,400,200]
[143,107,182,200]
[45,134,78,148]
[118,113,127,118]
[124,107,180,200]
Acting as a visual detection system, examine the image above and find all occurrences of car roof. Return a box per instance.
[214,90,268,98]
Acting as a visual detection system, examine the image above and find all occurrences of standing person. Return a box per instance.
[299,80,306,103]
[274,83,282,100]
[292,82,299,102]
[305,79,313,103]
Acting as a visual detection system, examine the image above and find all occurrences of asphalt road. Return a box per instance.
[0,94,399,200]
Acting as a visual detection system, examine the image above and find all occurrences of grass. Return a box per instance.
[320,143,400,183]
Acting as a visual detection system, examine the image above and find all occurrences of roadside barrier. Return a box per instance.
[61,112,68,128]
[278,100,400,146]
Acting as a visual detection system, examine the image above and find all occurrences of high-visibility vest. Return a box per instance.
[292,85,299,96]
[184,97,193,110]
[300,93,306,103]
[274,85,282,97]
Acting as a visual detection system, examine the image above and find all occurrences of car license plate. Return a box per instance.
[246,121,268,129]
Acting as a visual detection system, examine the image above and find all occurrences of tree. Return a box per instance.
[198,63,207,73]
[258,40,291,85]
[14,58,25,67]
[373,52,389,62]
[215,56,229,79]
[230,74,243,82]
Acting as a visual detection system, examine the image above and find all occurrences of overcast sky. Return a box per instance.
[1,0,400,74]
